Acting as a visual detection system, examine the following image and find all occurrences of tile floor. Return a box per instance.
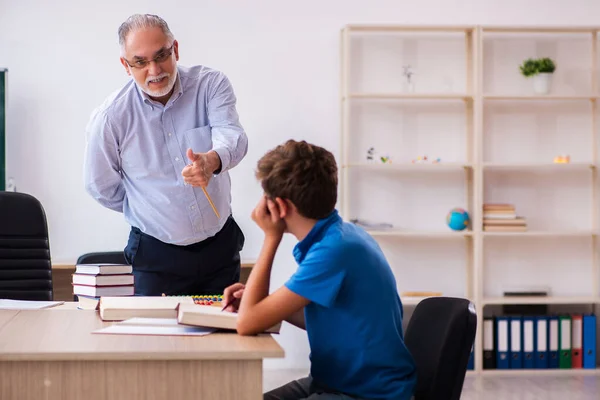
[263,369,600,399]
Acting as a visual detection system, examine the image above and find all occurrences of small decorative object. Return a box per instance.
[5,177,16,192]
[366,147,376,163]
[553,155,570,164]
[350,218,394,230]
[380,155,392,164]
[412,155,441,164]
[519,57,556,94]
[554,155,571,164]
[446,207,470,231]
[402,64,415,93]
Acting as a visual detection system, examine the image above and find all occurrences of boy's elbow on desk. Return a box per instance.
[236,316,259,336]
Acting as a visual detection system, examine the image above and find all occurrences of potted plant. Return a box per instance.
[519,57,556,94]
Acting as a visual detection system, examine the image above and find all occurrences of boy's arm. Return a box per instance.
[237,236,310,336]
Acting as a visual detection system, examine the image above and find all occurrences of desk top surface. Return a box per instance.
[0,306,284,362]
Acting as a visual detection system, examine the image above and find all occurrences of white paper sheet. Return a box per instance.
[93,322,216,336]
[0,299,65,310]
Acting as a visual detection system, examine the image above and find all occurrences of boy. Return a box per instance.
[223,140,416,400]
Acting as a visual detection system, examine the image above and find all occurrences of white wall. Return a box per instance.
[2,0,600,369]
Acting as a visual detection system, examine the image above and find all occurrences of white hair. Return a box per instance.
[118,14,174,53]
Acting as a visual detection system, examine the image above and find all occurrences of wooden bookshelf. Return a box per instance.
[340,24,600,374]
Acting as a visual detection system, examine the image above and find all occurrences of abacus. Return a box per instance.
[191,295,223,305]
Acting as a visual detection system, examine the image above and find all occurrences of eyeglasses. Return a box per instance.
[124,44,174,69]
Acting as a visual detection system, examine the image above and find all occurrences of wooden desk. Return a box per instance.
[0,306,283,400]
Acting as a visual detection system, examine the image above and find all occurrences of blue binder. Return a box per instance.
[496,316,510,369]
[523,316,535,369]
[583,314,597,369]
[548,316,560,368]
[534,316,548,369]
[467,343,474,370]
[510,316,523,369]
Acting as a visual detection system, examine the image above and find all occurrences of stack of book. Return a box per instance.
[483,203,527,232]
[72,264,134,309]
[95,296,281,334]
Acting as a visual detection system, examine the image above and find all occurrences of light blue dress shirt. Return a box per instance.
[84,65,248,246]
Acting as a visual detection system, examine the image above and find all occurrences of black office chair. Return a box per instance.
[404,297,477,400]
[0,192,53,300]
[76,251,127,265]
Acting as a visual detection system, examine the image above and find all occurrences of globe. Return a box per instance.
[447,208,470,231]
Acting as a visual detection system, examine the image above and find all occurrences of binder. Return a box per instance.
[571,314,583,368]
[559,315,572,369]
[583,314,597,369]
[483,317,496,369]
[548,316,559,368]
[496,316,510,369]
[522,316,535,368]
[510,316,523,369]
[534,316,548,369]
[467,343,474,370]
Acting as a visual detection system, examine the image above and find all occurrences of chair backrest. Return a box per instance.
[404,297,477,400]
[0,192,53,300]
[76,251,127,265]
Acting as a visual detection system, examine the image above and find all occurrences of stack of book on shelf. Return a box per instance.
[481,313,597,370]
[72,264,134,309]
[483,203,527,232]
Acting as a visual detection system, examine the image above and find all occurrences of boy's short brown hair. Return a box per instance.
[255,140,338,220]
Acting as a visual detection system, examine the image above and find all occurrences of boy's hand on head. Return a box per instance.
[251,195,285,239]
[223,282,245,312]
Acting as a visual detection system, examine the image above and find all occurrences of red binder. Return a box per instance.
[571,314,583,368]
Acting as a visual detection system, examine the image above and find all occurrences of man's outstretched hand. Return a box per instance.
[181,149,221,187]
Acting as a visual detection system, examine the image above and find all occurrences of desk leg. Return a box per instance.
[0,359,263,400]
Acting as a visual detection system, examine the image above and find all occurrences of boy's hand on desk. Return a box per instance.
[223,282,245,312]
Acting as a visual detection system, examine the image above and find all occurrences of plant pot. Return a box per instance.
[532,72,553,94]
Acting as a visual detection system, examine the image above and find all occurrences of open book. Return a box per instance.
[99,296,196,321]
[177,303,281,334]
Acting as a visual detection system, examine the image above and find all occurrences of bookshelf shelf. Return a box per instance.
[366,230,473,238]
[344,163,473,171]
[344,24,474,33]
[483,94,597,101]
[480,369,600,376]
[341,24,600,374]
[482,163,595,171]
[482,231,597,237]
[346,93,472,100]
[483,296,599,305]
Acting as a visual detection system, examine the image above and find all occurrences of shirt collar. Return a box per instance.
[293,209,341,264]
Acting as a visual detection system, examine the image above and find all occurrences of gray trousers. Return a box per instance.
[264,376,368,400]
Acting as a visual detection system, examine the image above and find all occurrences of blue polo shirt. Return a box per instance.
[285,210,416,400]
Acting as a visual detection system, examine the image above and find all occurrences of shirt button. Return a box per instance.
[168,132,172,137]
[190,205,196,210]
[175,157,180,161]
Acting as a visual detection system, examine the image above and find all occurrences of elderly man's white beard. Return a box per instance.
[141,69,177,98]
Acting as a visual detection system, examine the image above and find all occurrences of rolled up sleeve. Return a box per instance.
[83,110,125,212]
[207,73,248,174]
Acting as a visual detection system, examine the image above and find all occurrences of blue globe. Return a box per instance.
[447,208,470,231]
